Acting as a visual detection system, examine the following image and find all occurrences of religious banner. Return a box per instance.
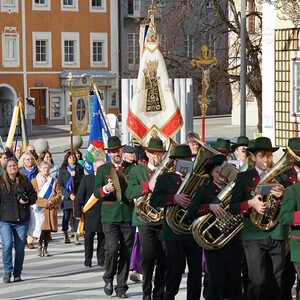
[126,5,183,146]
[71,87,89,136]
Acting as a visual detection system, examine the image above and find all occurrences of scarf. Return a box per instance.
[22,166,37,181]
[66,164,76,193]
[36,173,55,211]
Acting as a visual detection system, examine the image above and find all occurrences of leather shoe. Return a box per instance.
[143,295,151,300]
[116,290,128,298]
[104,281,113,296]
[26,243,35,249]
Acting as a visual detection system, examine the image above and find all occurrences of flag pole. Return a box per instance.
[91,80,113,135]
[67,72,75,155]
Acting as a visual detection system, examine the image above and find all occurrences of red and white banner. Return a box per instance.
[127,23,183,146]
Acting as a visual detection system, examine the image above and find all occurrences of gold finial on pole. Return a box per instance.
[191,45,218,143]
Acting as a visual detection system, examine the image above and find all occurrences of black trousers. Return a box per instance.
[102,222,135,293]
[243,238,285,300]
[138,225,167,299]
[280,251,296,300]
[164,238,202,300]
[84,230,105,266]
[205,242,242,300]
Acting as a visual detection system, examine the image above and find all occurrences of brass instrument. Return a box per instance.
[165,142,219,235]
[250,146,299,231]
[192,162,243,250]
[134,138,177,225]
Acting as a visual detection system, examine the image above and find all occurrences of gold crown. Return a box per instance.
[147,60,158,73]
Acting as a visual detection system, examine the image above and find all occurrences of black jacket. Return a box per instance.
[75,174,102,233]
[0,175,37,222]
[58,163,84,210]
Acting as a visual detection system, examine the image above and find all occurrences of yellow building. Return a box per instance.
[0,0,118,134]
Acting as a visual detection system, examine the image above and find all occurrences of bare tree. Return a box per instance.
[263,0,300,26]
[154,0,263,131]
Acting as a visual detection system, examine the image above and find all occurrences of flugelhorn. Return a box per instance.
[135,138,177,225]
[250,146,299,231]
[165,142,219,235]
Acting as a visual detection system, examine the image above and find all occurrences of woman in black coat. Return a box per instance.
[0,157,37,283]
[58,150,84,244]
[74,160,105,267]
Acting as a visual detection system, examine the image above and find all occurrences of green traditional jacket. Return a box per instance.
[188,181,221,220]
[230,167,288,241]
[150,172,192,241]
[94,161,134,223]
[125,164,154,226]
[279,182,300,262]
[277,167,298,188]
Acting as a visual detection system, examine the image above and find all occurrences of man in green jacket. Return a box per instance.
[126,137,167,300]
[230,137,288,300]
[94,136,135,299]
[150,144,202,300]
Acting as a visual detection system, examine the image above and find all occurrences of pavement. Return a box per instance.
[0,116,258,300]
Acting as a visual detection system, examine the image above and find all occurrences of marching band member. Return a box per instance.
[150,144,202,300]
[188,154,242,300]
[94,136,135,299]
[214,138,231,159]
[126,137,167,300]
[230,137,288,300]
[231,136,249,169]
[74,160,105,268]
[277,138,300,300]
[186,131,200,156]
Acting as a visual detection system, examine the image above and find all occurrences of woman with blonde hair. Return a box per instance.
[31,161,62,256]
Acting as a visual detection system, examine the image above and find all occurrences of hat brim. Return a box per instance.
[104,144,126,151]
[169,154,196,159]
[144,147,167,153]
[247,147,279,153]
[231,144,248,151]
[216,148,231,153]
[284,148,300,155]
[205,161,224,174]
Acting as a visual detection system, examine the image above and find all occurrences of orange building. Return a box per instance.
[0,0,119,134]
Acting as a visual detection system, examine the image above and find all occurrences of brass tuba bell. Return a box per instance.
[165,142,219,235]
[134,138,177,225]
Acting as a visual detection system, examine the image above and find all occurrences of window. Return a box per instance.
[50,96,62,119]
[1,0,18,12]
[33,0,50,10]
[90,0,106,12]
[61,0,78,11]
[2,28,20,67]
[291,57,300,119]
[32,32,52,67]
[61,32,80,67]
[128,0,140,16]
[184,35,194,58]
[128,33,139,65]
[90,32,108,67]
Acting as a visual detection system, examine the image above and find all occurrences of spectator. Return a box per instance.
[19,152,38,249]
[74,149,85,168]
[0,152,8,176]
[58,150,84,244]
[0,157,37,283]
[122,145,136,164]
[26,144,38,161]
[32,161,62,257]
[38,151,59,179]
[14,144,23,161]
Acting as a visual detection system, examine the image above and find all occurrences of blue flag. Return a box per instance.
[84,92,111,174]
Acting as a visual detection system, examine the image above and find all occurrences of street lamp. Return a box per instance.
[191,45,218,143]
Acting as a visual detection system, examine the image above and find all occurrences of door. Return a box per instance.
[30,89,46,125]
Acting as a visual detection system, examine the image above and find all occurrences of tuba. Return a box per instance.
[165,142,219,235]
[192,162,243,250]
[250,146,299,231]
[134,138,177,225]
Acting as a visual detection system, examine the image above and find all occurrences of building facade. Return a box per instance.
[119,0,231,117]
[0,0,118,135]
